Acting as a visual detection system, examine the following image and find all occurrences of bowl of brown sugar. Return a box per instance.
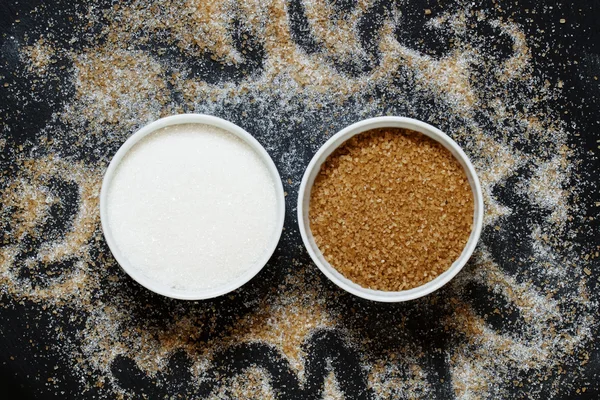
[298,117,483,302]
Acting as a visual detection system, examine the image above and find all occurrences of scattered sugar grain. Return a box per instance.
[107,123,277,291]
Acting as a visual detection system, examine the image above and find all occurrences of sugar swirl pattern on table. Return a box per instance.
[0,0,598,398]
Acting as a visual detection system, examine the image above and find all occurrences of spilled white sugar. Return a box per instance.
[106,123,278,291]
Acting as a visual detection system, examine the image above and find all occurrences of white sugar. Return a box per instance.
[106,123,278,291]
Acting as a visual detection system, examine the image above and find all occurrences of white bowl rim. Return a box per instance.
[100,114,286,300]
[297,116,484,302]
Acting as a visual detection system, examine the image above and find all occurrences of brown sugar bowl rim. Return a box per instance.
[297,116,484,302]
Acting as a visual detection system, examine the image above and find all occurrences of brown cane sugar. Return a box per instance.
[309,128,474,291]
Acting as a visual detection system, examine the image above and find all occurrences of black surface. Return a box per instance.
[1,0,599,399]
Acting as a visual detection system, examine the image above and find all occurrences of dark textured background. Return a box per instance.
[1,0,599,398]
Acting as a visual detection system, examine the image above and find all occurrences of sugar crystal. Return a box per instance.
[106,123,278,291]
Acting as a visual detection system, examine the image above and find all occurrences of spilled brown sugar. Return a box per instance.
[309,128,474,291]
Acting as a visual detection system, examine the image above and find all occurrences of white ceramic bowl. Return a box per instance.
[100,114,286,300]
[298,116,484,302]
